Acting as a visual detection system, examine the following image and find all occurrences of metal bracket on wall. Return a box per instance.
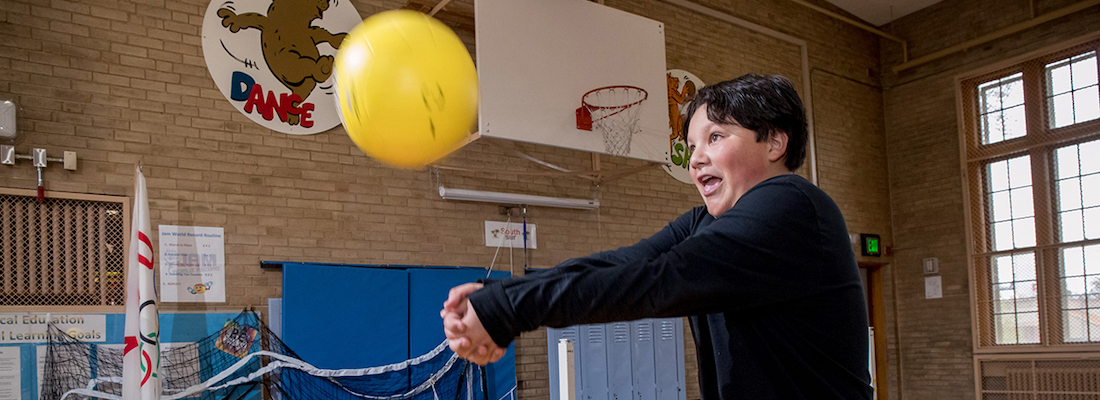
[2,145,79,203]
[0,145,77,170]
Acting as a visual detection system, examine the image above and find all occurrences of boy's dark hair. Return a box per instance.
[681,74,808,171]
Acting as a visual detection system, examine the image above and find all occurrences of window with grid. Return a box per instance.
[0,189,128,309]
[964,40,1100,348]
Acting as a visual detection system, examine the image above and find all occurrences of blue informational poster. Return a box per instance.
[0,311,245,400]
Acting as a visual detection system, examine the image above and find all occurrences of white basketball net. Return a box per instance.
[582,86,648,156]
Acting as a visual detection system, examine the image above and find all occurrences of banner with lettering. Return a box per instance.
[0,312,245,400]
[485,220,537,249]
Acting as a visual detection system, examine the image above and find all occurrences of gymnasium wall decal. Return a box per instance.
[200,0,362,135]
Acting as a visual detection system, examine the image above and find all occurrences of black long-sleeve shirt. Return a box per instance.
[469,174,873,400]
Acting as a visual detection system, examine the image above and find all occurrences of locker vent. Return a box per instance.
[561,328,578,341]
[637,323,652,342]
[660,321,675,341]
[613,323,629,343]
[588,325,605,344]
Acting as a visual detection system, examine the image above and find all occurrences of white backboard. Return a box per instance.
[475,0,669,163]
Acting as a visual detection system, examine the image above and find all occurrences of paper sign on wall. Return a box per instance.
[925,276,943,299]
[0,346,19,400]
[37,345,47,399]
[485,221,537,249]
[159,225,226,303]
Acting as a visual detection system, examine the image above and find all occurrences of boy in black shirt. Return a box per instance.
[441,74,873,399]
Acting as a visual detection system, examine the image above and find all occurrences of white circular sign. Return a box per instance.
[201,0,362,135]
[664,69,704,184]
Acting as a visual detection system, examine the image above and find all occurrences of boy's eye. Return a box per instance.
[709,133,721,142]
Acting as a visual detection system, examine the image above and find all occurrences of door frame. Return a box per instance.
[860,262,889,400]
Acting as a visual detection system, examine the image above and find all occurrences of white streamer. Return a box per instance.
[61,340,464,400]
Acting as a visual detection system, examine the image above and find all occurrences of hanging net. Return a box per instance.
[579,86,648,156]
[41,310,486,400]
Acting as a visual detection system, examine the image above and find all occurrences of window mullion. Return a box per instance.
[1032,147,1059,345]
[1023,61,1050,146]
[1024,57,1062,346]
[1025,62,1056,247]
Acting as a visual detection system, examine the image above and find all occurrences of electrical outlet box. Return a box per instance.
[64,151,77,170]
[923,257,939,274]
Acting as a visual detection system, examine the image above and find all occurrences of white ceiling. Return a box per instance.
[822,0,944,26]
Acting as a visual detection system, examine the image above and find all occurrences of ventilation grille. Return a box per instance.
[660,320,675,341]
[587,325,604,345]
[979,357,1100,398]
[0,191,127,307]
[637,322,652,342]
[613,323,629,343]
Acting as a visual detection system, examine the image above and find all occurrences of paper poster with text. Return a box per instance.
[159,225,226,303]
[0,346,18,400]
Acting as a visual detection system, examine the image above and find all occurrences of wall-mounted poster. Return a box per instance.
[159,226,226,303]
[485,220,537,249]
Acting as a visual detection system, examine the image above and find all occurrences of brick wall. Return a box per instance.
[0,0,890,399]
[880,1,1100,399]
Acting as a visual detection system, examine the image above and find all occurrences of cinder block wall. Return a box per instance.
[0,0,890,399]
[880,1,1100,399]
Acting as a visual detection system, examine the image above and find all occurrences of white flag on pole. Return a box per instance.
[122,166,161,400]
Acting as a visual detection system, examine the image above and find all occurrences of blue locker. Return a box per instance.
[654,320,683,400]
[549,327,580,400]
[608,322,633,400]
[549,319,685,400]
[631,320,656,400]
[581,324,610,400]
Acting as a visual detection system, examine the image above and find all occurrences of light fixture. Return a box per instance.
[438,186,599,210]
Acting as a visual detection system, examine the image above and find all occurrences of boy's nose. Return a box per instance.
[689,147,707,169]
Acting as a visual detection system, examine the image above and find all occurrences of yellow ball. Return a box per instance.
[333,10,478,169]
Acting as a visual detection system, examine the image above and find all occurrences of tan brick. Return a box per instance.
[31,5,71,22]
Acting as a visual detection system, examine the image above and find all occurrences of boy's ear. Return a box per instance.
[767,130,789,162]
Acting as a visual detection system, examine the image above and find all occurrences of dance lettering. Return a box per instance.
[230,71,315,128]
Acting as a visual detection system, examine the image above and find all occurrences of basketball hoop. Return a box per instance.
[576,85,648,156]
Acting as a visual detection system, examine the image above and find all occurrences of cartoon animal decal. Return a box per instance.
[667,72,697,156]
[217,0,346,125]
